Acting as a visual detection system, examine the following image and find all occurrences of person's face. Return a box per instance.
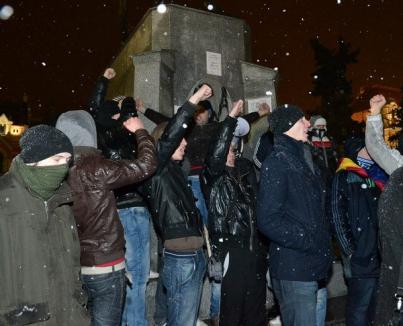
[195,110,209,126]
[226,145,236,167]
[31,152,72,167]
[171,138,187,161]
[285,117,311,142]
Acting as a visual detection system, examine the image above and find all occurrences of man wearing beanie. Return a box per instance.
[0,125,90,325]
[56,110,157,326]
[257,105,332,326]
[331,135,386,326]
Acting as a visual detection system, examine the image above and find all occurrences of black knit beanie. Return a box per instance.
[268,104,304,135]
[344,135,365,160]
[19,125,74,163]
[95,100,121,128]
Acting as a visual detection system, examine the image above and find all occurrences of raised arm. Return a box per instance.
[88,68,116,117]
[203,100,243,179]
[365,94,403,175]
[157,84,213,168]
[101,117,157,190]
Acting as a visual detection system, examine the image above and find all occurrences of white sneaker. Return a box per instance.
[269,316,282,326]
[149,270,159,279]
[196,319,208,326]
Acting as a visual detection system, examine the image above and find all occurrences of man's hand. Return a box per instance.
[103,68,116,80]
[229,100,244,118]
[189,84,213,104]
[258,102,270,117]
[369,94,386,116]
[123,117,145,133]
[135,97,146,114]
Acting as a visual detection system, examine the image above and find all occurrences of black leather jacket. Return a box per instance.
[201,117,265,254]
[141,101,203,241]
[88,76,146,208]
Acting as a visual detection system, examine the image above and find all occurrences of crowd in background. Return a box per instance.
[0,66,402,326]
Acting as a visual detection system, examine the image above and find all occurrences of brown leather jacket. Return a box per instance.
[67,129,157,266]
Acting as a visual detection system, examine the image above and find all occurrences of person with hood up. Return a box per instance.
[0,125,90,325]
[56,110,157,326]
[257,104,332,326]
[330,135,387,326]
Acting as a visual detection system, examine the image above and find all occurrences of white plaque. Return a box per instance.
[206,51,222,76]
[247,97,272,113]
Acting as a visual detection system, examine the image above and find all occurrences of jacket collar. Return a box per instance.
[73,146,101,160]
[9,157,73,205]
[274,134,305,157]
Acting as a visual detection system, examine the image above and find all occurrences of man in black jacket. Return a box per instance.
[141,84,212,326]
[257,104,332,326]
[201,100,267,326]
[330,135,385,326]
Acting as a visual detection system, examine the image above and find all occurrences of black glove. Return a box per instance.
[119,97,137,122]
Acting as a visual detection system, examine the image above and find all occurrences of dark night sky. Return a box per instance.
[0,0,402,119]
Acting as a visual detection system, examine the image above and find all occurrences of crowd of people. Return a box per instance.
[0,65,402,326]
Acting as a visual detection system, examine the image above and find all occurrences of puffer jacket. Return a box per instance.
[141,101,203,241]
[68,129,157,266]
[257,134,332,281]
[88,76,147,208]
[0,158,89,325]
[201,117,265,254]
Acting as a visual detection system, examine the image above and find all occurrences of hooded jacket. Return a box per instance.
[56,111,157,266]
[257,134,332,281]
[0,158,89,325]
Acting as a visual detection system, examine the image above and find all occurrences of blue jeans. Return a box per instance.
[162,248,206,326]
[316,287,327,326]
[272,278,318,326]
[118,207,151,326]
[346,277,378,326]
[188,175,208,225]
[82,269,126,326]
[210,281,221,318]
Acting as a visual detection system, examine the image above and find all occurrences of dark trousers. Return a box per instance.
[81,269,126,326]
[346,277,378,326]
[219,247,267,326]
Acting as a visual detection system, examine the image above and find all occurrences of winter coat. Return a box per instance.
[0,158,89,325]
[375,166,403,325]
[88,76,147,208]
[366,114,403,175]
[330,157,381,278]
[201,117,266,255]
[253,130,274,169]
[67,129,157,266]
[257,134,332,281]
[143,108,260,175]
[141,102,203,242]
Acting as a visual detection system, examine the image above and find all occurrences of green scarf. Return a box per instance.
[15,156,69,200]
